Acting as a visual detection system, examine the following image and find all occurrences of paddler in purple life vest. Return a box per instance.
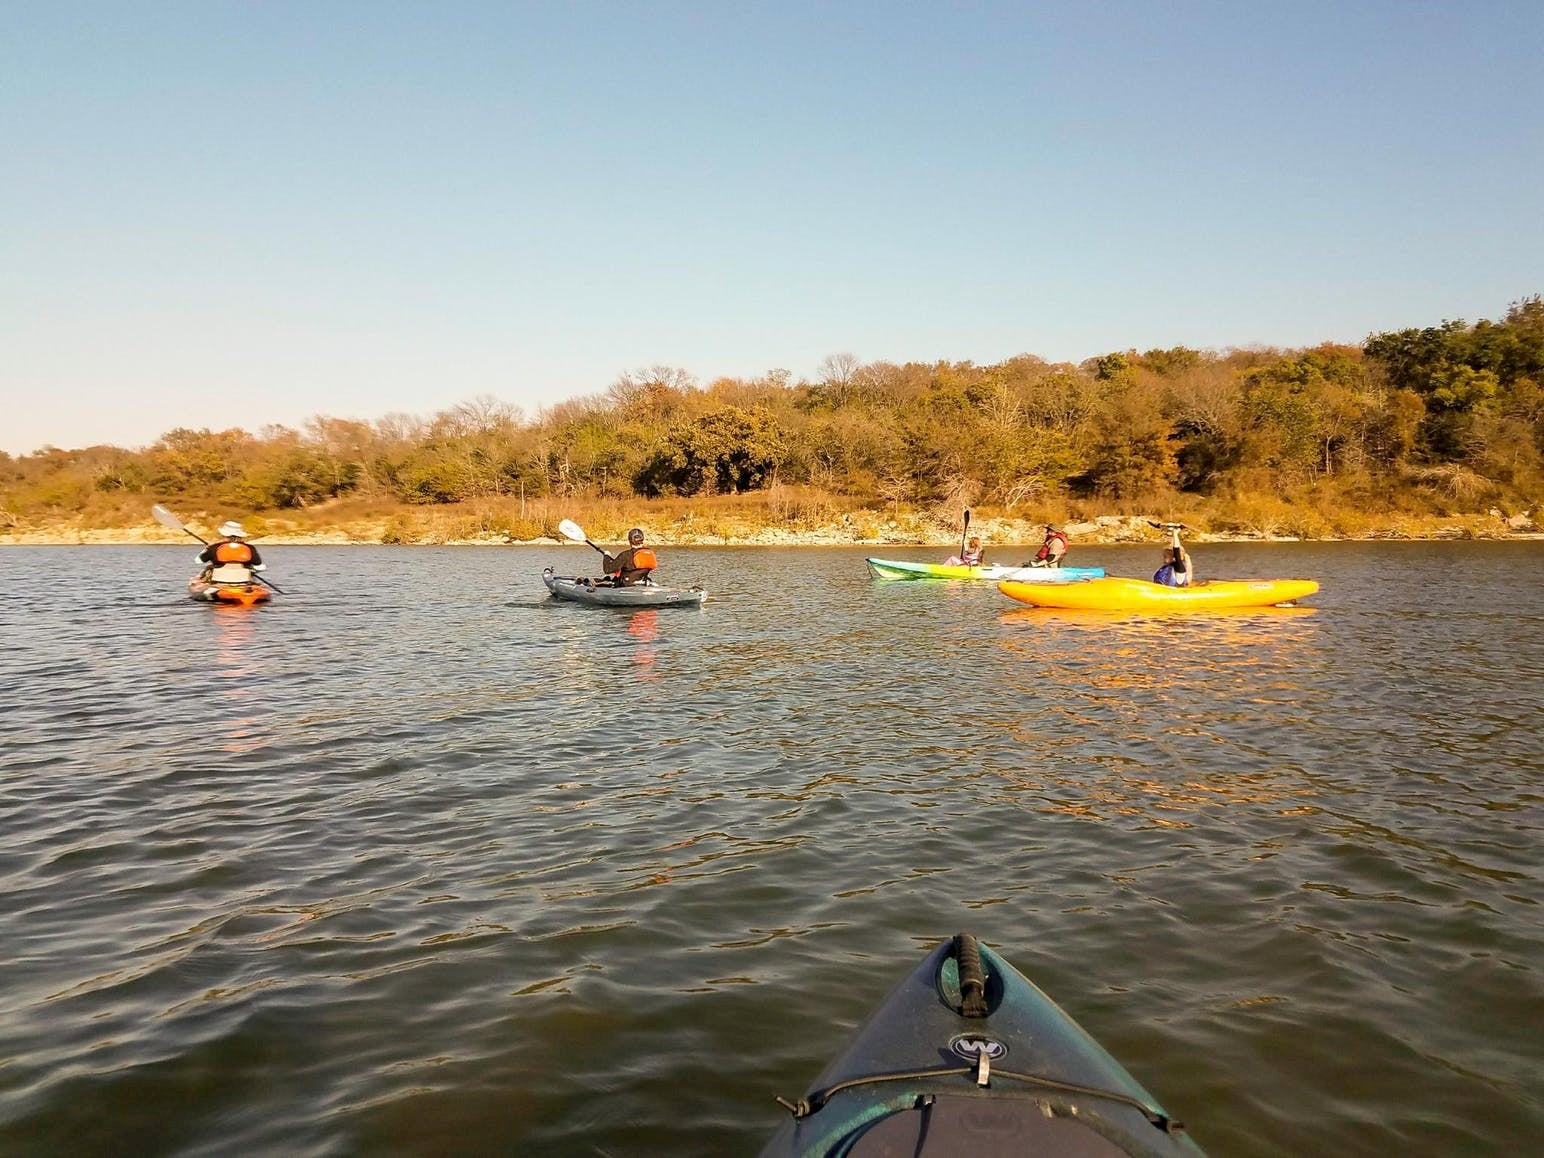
[1153,526,1193,586]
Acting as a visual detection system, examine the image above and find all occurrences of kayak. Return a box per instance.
[542,569,706,608]
[998,575,1319,611]
[188,577,271,607]
[867,558,1105,582]
[762,932,1203,1157]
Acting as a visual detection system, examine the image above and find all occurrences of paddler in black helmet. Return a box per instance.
[601,527,658,587]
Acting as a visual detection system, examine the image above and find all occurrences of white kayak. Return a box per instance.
[542,568,706,608]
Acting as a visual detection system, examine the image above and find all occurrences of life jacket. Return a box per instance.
[631,547,658,571]
[1035,532,1067,561]
[213,540,254,564]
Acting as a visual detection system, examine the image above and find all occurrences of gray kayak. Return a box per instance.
[762,933,1204,1156]
[542,568,706,608]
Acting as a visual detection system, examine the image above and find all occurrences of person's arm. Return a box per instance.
[1171,533,1190,578]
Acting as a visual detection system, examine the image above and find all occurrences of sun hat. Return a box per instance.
[218,521,247,538]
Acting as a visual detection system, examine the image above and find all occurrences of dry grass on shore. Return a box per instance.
[1,486,1536,546]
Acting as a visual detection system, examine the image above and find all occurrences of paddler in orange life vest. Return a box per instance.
[198,521,265,583]
[1029,525,1068,567]
[600,527,657,587]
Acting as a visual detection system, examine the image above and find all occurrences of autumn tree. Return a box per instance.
[634,407,785,496]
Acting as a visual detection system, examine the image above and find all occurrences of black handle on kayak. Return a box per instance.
[953,932,989,1018]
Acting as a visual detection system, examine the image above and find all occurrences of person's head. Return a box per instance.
[218,521,247,539]
[1045,524,1058,537]
[967,536,980,548]
[1162,545,1178,562]
[627,527,645,546]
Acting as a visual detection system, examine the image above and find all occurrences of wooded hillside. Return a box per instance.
[4,297,1540,541]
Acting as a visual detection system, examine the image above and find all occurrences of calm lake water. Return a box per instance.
[1,541,1540,1157]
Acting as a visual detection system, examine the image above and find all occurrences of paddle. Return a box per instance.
[558,518,607,556]
[151,504,286,594]
[959,508,971,560]
[1147,521,1188,531]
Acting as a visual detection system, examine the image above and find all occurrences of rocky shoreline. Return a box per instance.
[3,512,1539,547]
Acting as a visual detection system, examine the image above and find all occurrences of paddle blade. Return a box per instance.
[151,504,184,531]
[558,519,587,542]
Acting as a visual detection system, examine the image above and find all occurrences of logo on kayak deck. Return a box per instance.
[949,1034,1007,1062]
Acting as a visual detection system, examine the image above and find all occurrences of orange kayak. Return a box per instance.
[188,578,272,607]
[998,575,1319,611]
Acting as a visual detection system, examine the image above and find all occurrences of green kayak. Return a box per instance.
[762,933,1204,1156]
[866,557,1105,582]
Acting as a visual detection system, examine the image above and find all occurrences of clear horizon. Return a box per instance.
[3,1,1541,456]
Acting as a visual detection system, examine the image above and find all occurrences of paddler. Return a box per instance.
[1153,526,1192,586]
[197,521,265,584]
[944,535,984,567]
[599,527,657,587]
[1028,524,1068,568]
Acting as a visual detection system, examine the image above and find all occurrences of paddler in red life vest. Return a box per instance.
[1029,525,1068,567]
[198,521,265,583]
[601,527,658,587]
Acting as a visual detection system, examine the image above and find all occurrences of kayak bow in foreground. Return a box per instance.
[763,933,1203,1157]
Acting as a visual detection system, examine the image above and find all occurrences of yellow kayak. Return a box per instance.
[998,575,1319,611]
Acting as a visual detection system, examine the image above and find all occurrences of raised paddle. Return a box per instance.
[558,518,607,556]
[959,508,971,560]
[151,504,286,594]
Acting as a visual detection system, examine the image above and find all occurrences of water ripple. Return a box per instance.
[0,543,1540,1155]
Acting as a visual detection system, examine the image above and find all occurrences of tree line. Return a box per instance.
[4,296,1540,534]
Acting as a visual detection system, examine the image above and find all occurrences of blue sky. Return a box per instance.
[3,1,1540,455]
